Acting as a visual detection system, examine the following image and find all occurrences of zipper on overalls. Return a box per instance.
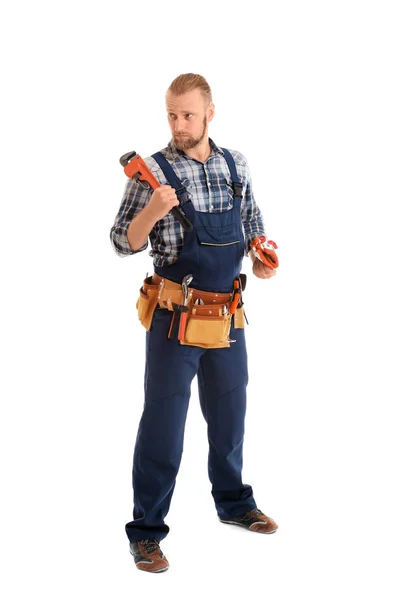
[199,241,240,246]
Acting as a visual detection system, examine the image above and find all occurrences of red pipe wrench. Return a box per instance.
[119,150,193,232]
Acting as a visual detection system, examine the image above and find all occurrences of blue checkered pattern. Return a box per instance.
[110,138,266,266]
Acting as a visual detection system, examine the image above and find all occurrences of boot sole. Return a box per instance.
[136,565,169,573]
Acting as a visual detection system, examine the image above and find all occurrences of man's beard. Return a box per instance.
[173,116,207,150]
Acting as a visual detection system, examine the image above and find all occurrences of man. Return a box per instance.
[110,73,278,573]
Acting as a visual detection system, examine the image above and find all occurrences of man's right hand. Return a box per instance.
[145,185,180,222]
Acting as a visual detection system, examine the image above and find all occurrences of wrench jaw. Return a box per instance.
[119,150,137,167]
[182,274,194,305]
[132,172,151,189]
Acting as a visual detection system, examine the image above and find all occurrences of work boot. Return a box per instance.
[129,539,169,573]
[219,508,279,533]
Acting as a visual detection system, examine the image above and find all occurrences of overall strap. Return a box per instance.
[151,152,187,198]
[220,148,243,199]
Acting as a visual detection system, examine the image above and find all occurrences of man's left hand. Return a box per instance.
[252,258,277,279]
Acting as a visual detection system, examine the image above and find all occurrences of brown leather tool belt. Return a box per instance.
[137,273,247,348]
[149,272,232,308]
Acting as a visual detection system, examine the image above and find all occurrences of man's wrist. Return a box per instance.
[127,206,157,252]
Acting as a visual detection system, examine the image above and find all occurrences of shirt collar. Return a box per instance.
[165,137,224,162]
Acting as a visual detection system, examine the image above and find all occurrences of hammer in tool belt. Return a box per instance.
[119,151,193,232]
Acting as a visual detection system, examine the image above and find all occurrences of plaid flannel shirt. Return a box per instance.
[110,138,266,266]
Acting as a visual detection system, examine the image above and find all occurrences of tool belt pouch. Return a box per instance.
[233,305,246,329]
[136,277,159,331]
[158,287,184,308]
[180,305,232,349]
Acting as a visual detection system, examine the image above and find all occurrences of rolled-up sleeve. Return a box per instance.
[240,159,267,256]
[110,177,152,257]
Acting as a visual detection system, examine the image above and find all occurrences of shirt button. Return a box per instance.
[210,204,214,211]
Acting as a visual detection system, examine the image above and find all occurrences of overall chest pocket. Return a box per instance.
[196,223,240,247]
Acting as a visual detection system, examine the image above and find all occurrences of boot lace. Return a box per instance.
[141,539,159,554]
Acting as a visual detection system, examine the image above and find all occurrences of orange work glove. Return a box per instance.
[250,236,279,269]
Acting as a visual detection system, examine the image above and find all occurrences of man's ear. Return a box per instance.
[207,103,215,123]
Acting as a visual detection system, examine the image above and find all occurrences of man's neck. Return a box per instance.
[183,138,212,163]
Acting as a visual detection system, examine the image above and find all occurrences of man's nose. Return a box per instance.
[174,117,186,131]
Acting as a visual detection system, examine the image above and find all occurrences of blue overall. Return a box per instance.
[125,148,257,543]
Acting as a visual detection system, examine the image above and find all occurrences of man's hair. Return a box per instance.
[167,73,213,104]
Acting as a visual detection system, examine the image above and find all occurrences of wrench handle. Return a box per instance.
[171,206,193,232]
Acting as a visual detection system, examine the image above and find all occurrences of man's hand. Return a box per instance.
[127,185,179,252]
[145,185,180,222]
[251,255,277,279]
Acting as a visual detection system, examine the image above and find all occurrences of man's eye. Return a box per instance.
[186,114,193,118]
[168,114,176,120]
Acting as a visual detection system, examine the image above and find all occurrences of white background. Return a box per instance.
[1,0,399,598]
